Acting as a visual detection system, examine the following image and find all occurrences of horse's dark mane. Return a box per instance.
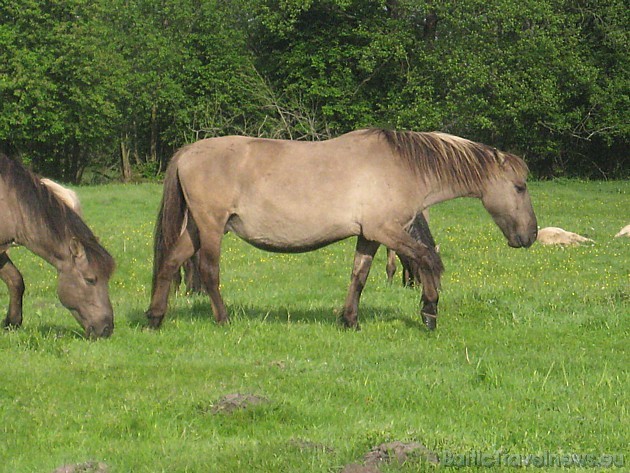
[368,129,529,191]
[0,155,115,277]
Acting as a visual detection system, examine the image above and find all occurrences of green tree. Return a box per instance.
[246,0,628,176]
[0,0,126,181]
[1,0,627,180]
[248,0,413,138]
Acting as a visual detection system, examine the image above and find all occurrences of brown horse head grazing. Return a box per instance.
[0,155,115,338]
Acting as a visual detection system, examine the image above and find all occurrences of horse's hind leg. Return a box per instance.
[342,236,380,329]
[147,230,196,328]
[183,252,204,294]
[0,253,25,329]
[173,253,203,295]
[196,231,228,324]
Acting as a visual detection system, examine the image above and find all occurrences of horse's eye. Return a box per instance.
[515,184,527,193]
[85,276,97,286]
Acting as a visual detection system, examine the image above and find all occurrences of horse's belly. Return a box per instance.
[225,213,357,253]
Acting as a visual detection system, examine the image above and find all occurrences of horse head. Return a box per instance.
[56,237,114,338]
[480,153,537,248]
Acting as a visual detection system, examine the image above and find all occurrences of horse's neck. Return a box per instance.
[422,180,480,207]
[15,211,68,271]
[0,175,69,270]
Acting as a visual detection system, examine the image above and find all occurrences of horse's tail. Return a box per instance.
[151,150,188,297]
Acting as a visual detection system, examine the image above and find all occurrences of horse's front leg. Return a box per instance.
[0,253,25,329]
[370,226,444,330]
[417,266,442,330]
[342,236,380,329]
[397,253,416,287]
[385,248,397,284]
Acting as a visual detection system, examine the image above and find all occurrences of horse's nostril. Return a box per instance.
[101,325,113,338]
[86,326,95,339]
[86,324,112,339]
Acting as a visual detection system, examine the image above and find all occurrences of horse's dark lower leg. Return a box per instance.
[146,233,196,328]
[342,237,379,329]
[197,238,228,324]
[370,224,443,329]
[398,254,416,287]
[418,269,440,330]
[183,252,204,294]
[0,253,25,329]
[172,265,183,293]
[385,248,396,284]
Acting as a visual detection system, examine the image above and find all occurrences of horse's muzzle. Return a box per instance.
[86,323,113,339]
[509,228,538,248]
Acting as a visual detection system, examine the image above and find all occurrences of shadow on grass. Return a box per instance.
[125,298,431,332]
[36,324,86,340]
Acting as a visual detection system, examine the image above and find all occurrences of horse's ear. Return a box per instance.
[69,237,86,259]
[493,148,506,166]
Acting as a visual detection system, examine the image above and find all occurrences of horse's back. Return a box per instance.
[176,134,371,203]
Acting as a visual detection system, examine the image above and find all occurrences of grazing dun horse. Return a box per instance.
[147,129,537,330]
[0,155,115,338]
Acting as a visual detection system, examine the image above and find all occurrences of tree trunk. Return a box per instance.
[424,11,438,43]
[132,120,141,165]
[120,135,132,182]
[150,104,158,164]
[68,143,83,184]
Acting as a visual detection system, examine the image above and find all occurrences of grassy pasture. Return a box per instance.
[0,180,627,472]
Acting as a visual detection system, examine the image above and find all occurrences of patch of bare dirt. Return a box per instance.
[52,462,109,473]
[209,393,269,414]
[289,438,335,453]
[343,441,439,472]
[341,464,380,473]
[364,441,439,466]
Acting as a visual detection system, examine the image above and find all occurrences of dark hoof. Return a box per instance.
[340,317,361,331]
[2,318,22,330]
[350,323,361,332]
[422,312,437,330]
[145,311,164,329]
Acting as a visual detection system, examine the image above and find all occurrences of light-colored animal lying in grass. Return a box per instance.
[537,227,594,245]
[40,178,83,216]
[614,225,630,238]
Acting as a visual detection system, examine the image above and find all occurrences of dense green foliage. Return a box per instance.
[1,0,628,181]
[0,180,627,471]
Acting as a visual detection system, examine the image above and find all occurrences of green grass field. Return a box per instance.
[0,180,627,472]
